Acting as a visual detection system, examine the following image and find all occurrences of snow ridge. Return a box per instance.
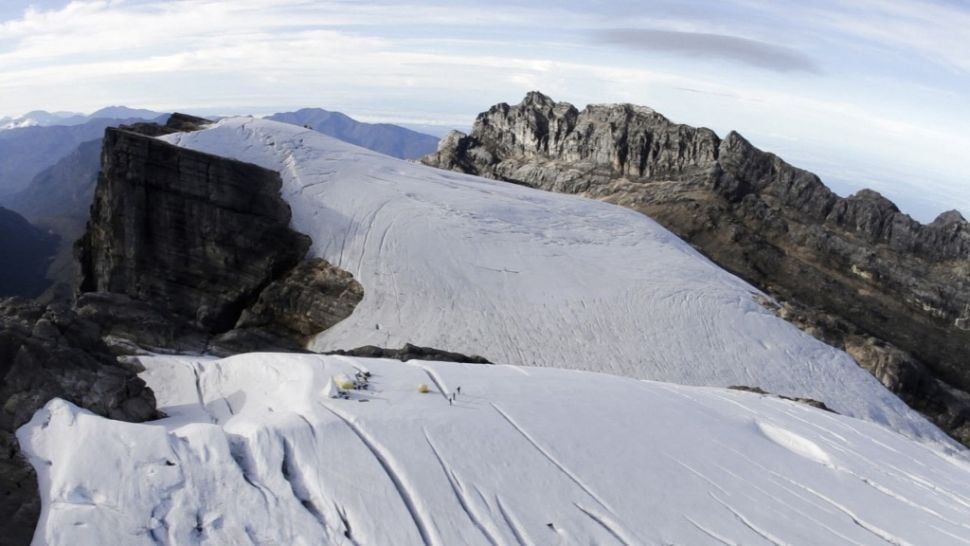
[17,354,970,545]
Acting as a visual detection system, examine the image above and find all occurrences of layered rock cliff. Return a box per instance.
[76,125,309,332]
[424,91,970,445]
[74,121,362,353]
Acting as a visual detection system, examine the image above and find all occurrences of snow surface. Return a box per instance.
[160,118,949,446]
[18,353,970,545]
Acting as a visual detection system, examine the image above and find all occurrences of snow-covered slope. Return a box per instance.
[160,118,947,445]
[18,353,970,545]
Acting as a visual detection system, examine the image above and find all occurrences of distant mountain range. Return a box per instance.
[267,108,439,159]
[0,114,167,198]
[0,111,82,130]
[0,106,165,131]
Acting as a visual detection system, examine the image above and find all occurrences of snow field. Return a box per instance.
[163,119,952,446]
[18,353,970,545]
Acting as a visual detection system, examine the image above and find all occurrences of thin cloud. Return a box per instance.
[593,28,821,73]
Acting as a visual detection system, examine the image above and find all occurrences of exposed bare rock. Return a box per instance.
[845,337,970,445]
[211,258,364,354]
[161,112,212,133]
[119,112,211,137]
[73,125,363,356]
[727,385,834,413]
[76,126,311,333]
[325,343,492,364]
[236,258,363,338]
[424,91,970,445]
[0,297,158,545]
[74,292,209,354]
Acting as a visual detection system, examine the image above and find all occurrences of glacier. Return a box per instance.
[18,353,970,545]
[15,117,970,545]
[161,118,948,444]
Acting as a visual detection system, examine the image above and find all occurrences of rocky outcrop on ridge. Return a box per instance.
[727,385,833,413]
[211,258,365,354]
[0,298,158,545]
[73,121,363,354]
[75,124,319,346]
[423,91,970,446]
[325,343,493,364]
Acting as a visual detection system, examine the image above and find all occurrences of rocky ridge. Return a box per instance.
[76,123,312,334]
[423,91,970,445]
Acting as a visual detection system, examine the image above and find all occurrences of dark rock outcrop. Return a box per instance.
[728,385,834,413]
[0,298,158,545]
[74,123,362,354]
[74,292,210,354]
[325,343,492,364]
[76,126,310,333]
[120,112,211,137]
[213,258,364,354]
[424,91,970,445]
[844,337,970,444]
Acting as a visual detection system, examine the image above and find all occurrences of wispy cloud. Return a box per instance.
[728,0,970,73]
[0,0,967,221]
[592,28,820,73]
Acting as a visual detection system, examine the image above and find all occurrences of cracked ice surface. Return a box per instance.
[161,118,951,445]
[18,353,970,545]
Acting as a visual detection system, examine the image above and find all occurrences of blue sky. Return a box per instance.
[0,0,967,221]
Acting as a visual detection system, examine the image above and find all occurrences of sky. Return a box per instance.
[0,0,967,221]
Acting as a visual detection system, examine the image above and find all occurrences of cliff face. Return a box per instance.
[424,91,970,445]
[74,123,362,354]
[76,126,311,332]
